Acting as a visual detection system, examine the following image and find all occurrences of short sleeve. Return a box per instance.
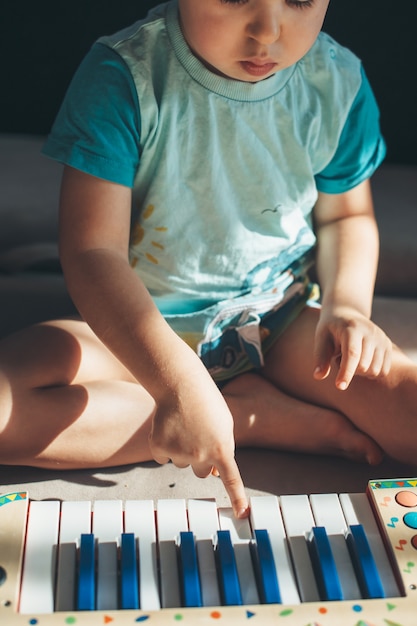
[42,43,141,188]
[315,67,386,194]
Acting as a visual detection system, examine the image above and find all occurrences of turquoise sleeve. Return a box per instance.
[315,67,386,194]
[42,43,141,188]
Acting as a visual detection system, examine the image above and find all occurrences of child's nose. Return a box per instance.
[246,6,281,45]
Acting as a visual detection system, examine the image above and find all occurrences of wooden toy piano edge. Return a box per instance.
[3,598,417,625]
[2,600,417,626]
[368,477,417,600]
[0,491,29,616]
[1,485,417,625]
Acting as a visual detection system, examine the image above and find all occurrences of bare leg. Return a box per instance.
[256,306,417,466]
[2,308,415,471]
[223,373,384,464]
[0,319,156,468]
[2,316,368,469]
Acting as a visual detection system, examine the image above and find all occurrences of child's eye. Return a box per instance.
[221,0,314,6]
[286,0,315,9]
[220,0,249,5]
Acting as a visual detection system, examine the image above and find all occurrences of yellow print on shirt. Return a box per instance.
[130,204,168,267]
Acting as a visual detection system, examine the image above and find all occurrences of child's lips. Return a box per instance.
[240,59,278,77]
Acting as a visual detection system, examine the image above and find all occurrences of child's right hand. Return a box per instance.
[148,368,249,519]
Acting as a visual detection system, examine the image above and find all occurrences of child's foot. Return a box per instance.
[222,372,384,465]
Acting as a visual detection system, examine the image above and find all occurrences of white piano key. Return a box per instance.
[309,494,361,600]
[339,493,362,525]
[157,498,188,539]
[219,507,260,605]
[339,493,401,598]
[250,496,300,605]
[125,500,160,610]
[93,500,123,610]
[55,500,92,611]
[218,507,253,541]
[280,495,315,536]
[19,501,60,614]
[310,494,348,534]
[187,499,221,607]
[93,499,123,539]
[279,495,320,602]
[157,498,188,608]
[187,498,219,540]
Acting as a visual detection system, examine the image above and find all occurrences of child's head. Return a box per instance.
[178,0,330,82]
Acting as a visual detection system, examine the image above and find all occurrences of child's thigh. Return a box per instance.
[0,318,136,387]
[262,305,320,389]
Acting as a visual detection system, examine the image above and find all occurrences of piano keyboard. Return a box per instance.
[1,478,417,625]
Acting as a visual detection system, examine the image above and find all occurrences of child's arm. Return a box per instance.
[312,178,392,390]
[59,166,248,517]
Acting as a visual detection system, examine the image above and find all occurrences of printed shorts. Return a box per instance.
[163,276,319,385]
[198,280,318,384]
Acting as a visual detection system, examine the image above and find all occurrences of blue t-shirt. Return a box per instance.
[43,0,385,319]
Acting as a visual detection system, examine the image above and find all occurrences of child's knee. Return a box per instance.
[0,323,82,388]
[0,415,29,465]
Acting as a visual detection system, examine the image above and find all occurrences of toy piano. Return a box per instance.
[1,478,417,625]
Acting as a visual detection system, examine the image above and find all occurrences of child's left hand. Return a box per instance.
[312,305,392,390]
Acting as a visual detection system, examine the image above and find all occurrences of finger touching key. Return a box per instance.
[216,457,249,519]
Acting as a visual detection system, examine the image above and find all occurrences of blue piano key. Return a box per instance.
[178,531,202,607]
[251,529,281,604]
[77,533,96,610]
[308,527,343,601]
[120,533,139,610]
[347,524,385,599]
[215,530,243,606]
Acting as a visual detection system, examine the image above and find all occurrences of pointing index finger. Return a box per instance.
[337,333,361,390]
[216,457,249,519]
